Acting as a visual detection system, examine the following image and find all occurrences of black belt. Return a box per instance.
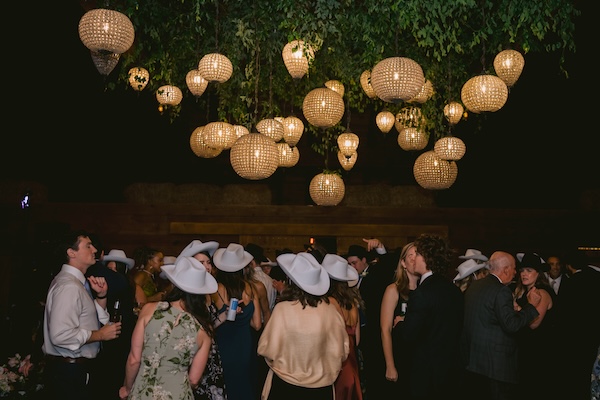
[46,355,92,364]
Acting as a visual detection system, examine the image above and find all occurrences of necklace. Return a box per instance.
[141,269,155,280]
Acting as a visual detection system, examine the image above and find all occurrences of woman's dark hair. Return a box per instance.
[215,269,245,300]
[278,280,330,308]
[327,279,364,310]
[132,246,161,271]
[164,286,214,338]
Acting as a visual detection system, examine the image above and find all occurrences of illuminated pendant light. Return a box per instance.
[186,69,208,97]
[443,102,464,125]
[493,49,525,88]
[190,126,222,158]
[461,74,508,113]
[370,57,425,103]
[325,80,345,97]
[376,110,395,134]
[282,116,304,147]
[302,88,345,129]
[256,118,284,142]
[90,50,120,76]
[434,136,466,161]
[78,9,135,55]
[397,127,428,151]
[277,142,300,167]
[230,132,278,180]
[413,150,458,190]
[408,79,434,104]
[395,106,425,131]
[337,132,359,156]
[232,124,250,139]
[338,150,358,171]
[198,53,233,83]
[360,70,377,99]
[282,40,314,79]
[156,85,183,106]
[203,121,236,150]
[128,67,150,91]
[309,172,345,206]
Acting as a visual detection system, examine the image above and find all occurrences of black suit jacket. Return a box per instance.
[402,273,464,397]
[461,274,538,384]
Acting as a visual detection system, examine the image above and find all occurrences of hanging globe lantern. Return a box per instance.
[337,132,359,156]
[78,9,135,54]
[230,132,278,180]
[461,74,508,113]
[493,49,525,87]
[282,116,304,147]
[128,67,150,91]
[256,118,284,142]
[190,127,222,158]
[413,150,458,190]
[232,124,250,139]
[282,40,314,79]
[408,80,434,103]
[309,172,345,206]
[360,70,377,99]
[156,85,183,106]
[203,121,236,150]
[338,150,358,171]
[397,127,428,151]
[277,142,300,168]
[325,80,345,97]
[370,57,425,103]
[376,110,395,134]
[434,136,466,161]
[395,106,425,131]
[198,53,233,83]
[443,102,464,125]
[302,88,345,129]
[90,50,120,76]
[185,69,208,97]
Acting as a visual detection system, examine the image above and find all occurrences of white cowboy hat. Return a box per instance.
[453,259,489,282]
[177,240,220,261]
[322,253,359,282]
[159,256,177,279]
[103,249,135,271]
[260,257,278,268]
[213,243,253,272]
[459,249,488,262]
[161,256,217,294]
[277,252,330,296]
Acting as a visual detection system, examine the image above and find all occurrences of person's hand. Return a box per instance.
[362,238,384,252]
[385,365,398,382]
[119,386,129,399]
[101,321,122,340]
[88,276,108,297]
[527,287,541,306]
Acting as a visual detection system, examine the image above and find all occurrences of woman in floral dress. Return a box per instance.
[119,257,218,400]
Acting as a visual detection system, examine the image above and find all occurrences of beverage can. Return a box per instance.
[226,298,238,321]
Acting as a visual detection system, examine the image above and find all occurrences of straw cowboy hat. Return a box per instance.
[103,249,135,271]
[453,258,489,282]
[213,243,253,272]
[161,256,218,294]
[458,249,488,262]
[177,240,220,261]
[322,253,359,282]
[277,252,330,296]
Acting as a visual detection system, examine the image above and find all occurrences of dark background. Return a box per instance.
[5,1,597,209]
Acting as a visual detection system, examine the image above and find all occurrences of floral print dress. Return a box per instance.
[129,301,201,400]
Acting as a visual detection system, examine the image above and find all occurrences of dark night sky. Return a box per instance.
[5,1,598,209]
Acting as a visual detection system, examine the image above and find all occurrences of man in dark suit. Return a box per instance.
[461,251,541,400]
[401,234,464,400]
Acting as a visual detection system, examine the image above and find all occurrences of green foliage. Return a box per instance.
[96,0,578,155]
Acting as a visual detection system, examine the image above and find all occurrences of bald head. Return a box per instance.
[488,251,517,284]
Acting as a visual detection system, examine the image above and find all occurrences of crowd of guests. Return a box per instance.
[4,230,600,400]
